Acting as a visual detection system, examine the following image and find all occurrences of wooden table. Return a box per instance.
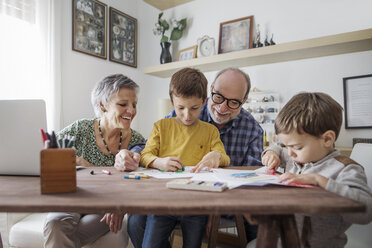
[0,167,365,248]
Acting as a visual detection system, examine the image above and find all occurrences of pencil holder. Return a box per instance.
[40,148,76,194]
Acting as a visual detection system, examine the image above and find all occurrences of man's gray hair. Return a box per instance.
[91,74,139,117]
[212,68,251,99]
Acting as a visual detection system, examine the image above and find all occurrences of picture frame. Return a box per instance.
[109,7,137,67]
[177,45,198,61]
[72,0,107,59]
[218,16,254,54]
[343,74,372,129]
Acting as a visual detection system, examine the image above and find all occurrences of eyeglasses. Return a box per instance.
[211,92,243,109]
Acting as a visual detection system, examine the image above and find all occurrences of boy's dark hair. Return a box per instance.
[169,68,208,102]
[275,92,343,139]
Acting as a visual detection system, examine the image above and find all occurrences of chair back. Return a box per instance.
[345,143,372,248]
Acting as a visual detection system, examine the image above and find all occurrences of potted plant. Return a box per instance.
[153,12,187,64]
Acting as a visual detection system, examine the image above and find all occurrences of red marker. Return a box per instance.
[40,129,48,145]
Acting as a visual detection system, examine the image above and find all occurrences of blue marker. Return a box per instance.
[231,172,255,176]
[124,175,140,180]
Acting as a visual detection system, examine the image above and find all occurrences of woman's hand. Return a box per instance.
[76,157,92,167]
[278,172,328,188]
[114,149,140,171]
[192,151,221,173]
[261,150,280,170]
[100,213,124,233]
[151,157,183,172]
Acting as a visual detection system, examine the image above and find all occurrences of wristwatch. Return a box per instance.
[197,35,215,57]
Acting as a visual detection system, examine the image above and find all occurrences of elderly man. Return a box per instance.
[123,68,263,247]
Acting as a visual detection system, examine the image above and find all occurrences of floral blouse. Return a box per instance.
[58,118,145,166]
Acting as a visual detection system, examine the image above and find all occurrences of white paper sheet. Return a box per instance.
[131,166,213,179]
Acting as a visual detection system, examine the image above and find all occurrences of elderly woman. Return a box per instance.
[43,74,145,248]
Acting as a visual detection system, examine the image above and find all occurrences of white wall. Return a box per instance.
[60,0,141,129]
[136,0,372,147]
[60,0,372,148]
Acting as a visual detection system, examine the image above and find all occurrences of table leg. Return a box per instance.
[208,215,220,248]
[0,231,3,248]
[279,215,300,248]
[254,215,280,248]
[251,214,300,248]
[235,214,247,247]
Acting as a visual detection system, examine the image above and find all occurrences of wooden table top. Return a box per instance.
[0,167,365,215]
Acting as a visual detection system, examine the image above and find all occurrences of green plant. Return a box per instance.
[153,12,187,43]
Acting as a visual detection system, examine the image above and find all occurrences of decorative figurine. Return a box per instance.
[270,34,276,45]
[252,24,263,48]
[264,35,270,46]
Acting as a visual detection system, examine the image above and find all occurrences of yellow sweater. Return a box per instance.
[140,118,230,167]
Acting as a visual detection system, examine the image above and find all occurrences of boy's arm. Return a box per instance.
[327,164,372,224]
[140,124,161,168]
[210,128,230,166]
[262,144,289,170]
[192,127,230,173]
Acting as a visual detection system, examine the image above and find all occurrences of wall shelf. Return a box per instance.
[143,28,372,78]
[143,0,194,10]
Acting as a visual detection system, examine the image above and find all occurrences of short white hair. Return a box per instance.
[91,74,139,117]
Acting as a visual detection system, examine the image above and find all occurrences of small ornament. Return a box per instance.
[264,35,270,46]
[270,34,276,45]
[252,24,264,48]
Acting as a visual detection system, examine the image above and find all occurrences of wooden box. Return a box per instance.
[40,148,76,194]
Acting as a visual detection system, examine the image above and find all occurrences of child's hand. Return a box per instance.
[152,157,183,172]
[278,172,328,188]
[192,151,221,173]
[261,150,280,170]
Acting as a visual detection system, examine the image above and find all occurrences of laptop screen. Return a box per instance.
[0,99,47,176]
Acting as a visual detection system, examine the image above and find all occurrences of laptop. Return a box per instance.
[0,99,47,176]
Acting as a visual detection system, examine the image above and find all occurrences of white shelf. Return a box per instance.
[143,0,194,10]
[143,28,372,78]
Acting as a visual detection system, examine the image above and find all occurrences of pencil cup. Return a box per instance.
[40,148,76,194]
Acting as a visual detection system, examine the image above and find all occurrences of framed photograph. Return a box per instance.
[109,7,137,67]
[218,16,254,54]
[343,74,372,129]
[177,45,197,61]
[72,0,107,59]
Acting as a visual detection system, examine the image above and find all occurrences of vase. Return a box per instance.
[160,41,172,64]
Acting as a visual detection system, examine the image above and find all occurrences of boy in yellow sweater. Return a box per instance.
[140,67,230,172]
[136,68,229,248]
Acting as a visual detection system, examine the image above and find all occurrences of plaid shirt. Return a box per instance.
[167,99,263,166]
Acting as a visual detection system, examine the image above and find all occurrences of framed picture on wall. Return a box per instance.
[177,45,197,61]
[218,16,254,54]
[109,7,137,67]
[72,0,107,59]
[343,74,372,129]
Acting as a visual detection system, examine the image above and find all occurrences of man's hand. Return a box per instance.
[114,149,140,172]
[151,157,183,172]
[192,151,221,173]
[261,150,280,170]
[100,213,124,233]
